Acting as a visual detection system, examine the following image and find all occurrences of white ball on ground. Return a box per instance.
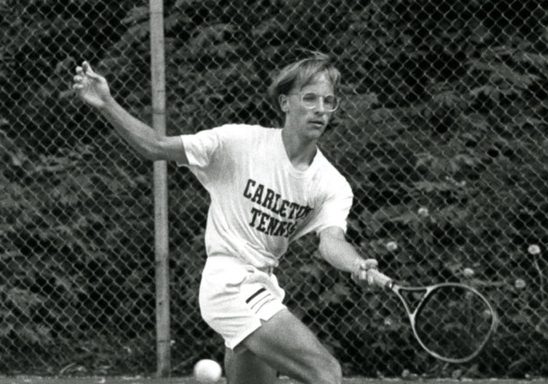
[193,359,222,383]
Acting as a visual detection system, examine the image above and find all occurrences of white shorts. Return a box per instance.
[199,256,287,350]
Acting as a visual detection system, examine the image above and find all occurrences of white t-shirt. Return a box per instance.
[178,124,353,269]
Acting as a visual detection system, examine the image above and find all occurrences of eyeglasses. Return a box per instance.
[289,92,340,112]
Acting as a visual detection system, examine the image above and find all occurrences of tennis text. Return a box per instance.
[243,179,313,238]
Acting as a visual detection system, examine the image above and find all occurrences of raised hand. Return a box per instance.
[72,61,112,109]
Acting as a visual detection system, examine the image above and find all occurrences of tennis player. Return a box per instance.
[73,53,382,384]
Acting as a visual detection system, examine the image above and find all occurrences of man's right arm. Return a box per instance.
[73,61,188,164]
[98,97,188,164]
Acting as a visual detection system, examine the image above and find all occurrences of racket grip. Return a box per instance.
[366,269,393,289]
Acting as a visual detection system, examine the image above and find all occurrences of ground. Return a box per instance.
[0,377,547,384]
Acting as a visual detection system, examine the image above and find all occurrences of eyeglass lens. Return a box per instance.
[301,93,338,111]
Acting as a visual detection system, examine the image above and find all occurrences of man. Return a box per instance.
[73,53,383,384]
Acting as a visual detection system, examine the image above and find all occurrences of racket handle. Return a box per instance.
[367,269,393,289]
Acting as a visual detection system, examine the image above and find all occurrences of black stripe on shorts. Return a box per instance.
[245,287,266,303]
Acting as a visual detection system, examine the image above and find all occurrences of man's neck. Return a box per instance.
[281,129,318,171]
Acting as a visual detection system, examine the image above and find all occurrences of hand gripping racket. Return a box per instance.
[366,269,498,363]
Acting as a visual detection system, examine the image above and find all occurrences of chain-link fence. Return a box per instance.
[1,0,548,378]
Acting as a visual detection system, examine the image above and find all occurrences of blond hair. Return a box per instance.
[268,52,341,115]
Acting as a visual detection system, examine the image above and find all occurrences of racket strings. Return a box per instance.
[413,285,494,361]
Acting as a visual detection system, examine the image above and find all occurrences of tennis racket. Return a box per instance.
[366,269,498,363]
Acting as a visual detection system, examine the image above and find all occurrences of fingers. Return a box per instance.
[72,71,87,91]
[357,258,378,273]
[72,72,84,90]
[352,258,379,281]
[73,61,101,81]
[81,61,102,80]
[366,269,392,288]
[362,258,378,270]
[72,61,102,92]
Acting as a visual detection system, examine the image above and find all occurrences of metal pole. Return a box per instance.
[149,0,170,377]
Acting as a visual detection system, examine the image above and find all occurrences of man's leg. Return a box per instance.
[224,347,277,384]
[237,308,342,384]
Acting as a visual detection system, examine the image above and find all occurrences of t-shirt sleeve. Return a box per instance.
[311,179,353,234]
[176,124,254,187]
[292,171,353,238]
[177,128,221,170]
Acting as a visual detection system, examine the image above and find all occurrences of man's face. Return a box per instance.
[281,72,337,140]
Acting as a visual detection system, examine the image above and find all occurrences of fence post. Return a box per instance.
[149,0,170,377]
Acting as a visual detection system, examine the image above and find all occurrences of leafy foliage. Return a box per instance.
[1,0,548,377]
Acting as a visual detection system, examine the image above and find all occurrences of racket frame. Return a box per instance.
[373,273,498,363]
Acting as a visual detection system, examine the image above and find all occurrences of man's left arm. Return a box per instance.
[318,226,378,278]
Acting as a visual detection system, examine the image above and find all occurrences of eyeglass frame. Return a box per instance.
[287,92,340,112]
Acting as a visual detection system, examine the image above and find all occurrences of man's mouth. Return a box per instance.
[308,120,325,127]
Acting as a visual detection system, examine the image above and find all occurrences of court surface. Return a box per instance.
[0,377,547,384]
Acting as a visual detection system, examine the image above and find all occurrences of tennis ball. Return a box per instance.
[514,279,526,289]
[417,207,429,217]
[527,244,541,255]
[482,309,492,320]
[386,241,398,252]
[463,267,475,278]
[194,359,222,383]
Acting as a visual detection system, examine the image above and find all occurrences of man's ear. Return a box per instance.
[279,95,289,112]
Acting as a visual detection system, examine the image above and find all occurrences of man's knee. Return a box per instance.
[307,354,342,384]
[224,347,278,384]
